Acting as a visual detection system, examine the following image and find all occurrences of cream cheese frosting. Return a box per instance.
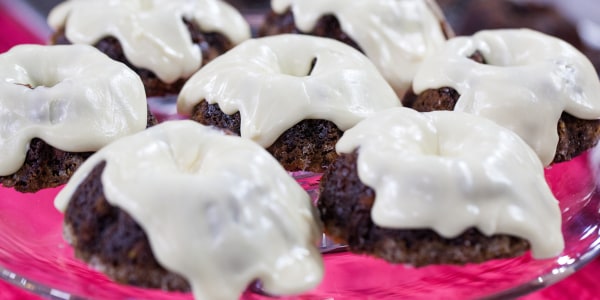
[48,0,251,83]
[177,34,401,147]
[55,120,323,300]
[0,44,147,176]
[412,29,600,166]
[271,0,448,97]
[336,108,564,259]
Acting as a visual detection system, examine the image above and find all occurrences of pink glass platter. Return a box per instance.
[1,146,600,300]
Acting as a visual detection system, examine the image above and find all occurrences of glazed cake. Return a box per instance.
[177,34,401,173]
[404,29,600,166]
[48,0,251,97]
[55,120,323,299]
[318,108,564,266]
[258,0,453,97]
[0,44,150,193]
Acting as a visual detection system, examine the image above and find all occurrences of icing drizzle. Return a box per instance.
[48,0,251,83]
[0,44,147,176]
[413,29,600,165]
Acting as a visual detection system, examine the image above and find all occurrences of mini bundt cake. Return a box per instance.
[55,120,323,299]
[48,0,251,97]
[177,34,401,173]
[318,108,564,266]
[0,44,152,193]
[404,29,600,165]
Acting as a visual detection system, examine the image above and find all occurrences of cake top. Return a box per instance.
[336,107,564,259]
[55,120,323,300]
[0,44,147,176]
[271,0,448,97]
[413,29,600,165]
[48,0,251,83]
[177,34,401,147]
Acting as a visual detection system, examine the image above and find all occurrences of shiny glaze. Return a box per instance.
[0,44,147,176]
[413,29,600,166]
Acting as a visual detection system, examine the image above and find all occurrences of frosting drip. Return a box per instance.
[55,120,323,300]
[0,44,147,176]
[271,0,448,97]
[177,34,400,147]
[336,108,564,259]
[48,0,251,83]
[413,29,600,166]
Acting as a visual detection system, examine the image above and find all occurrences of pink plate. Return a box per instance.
[1,146,600,299]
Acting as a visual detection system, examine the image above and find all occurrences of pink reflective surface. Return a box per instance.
[1,149,600,299]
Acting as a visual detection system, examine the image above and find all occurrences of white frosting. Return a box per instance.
[48,0,251,83]
[177,34,401,147]
[0,44,147,176]
[55,120,323,300]
[271,0,448,97]
[336,108,564,259]
[413,29,600,166]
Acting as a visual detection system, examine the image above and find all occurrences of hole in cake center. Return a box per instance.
[282,57,318,77]
[468,51,487,64]
[307,57,317,76]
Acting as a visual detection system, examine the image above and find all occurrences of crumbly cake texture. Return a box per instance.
[190,101,343,173]
[63,161,190,291]
[51,21,234,97]
[0,109,157,193]
[317,151,531,267]
[0,139,93,193]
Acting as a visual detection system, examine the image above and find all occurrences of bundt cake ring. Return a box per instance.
[54,120,323,300]
[177,34,402,173]
[0,44,150,192]
[318,107,564,266]
[405,29,600,166]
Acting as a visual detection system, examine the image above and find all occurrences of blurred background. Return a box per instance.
[2,0,599,56]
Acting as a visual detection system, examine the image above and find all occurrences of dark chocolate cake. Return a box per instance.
[317,151,531,267]
[0,109,157,193]
[190,100,343,173]
[63,161,190,291]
